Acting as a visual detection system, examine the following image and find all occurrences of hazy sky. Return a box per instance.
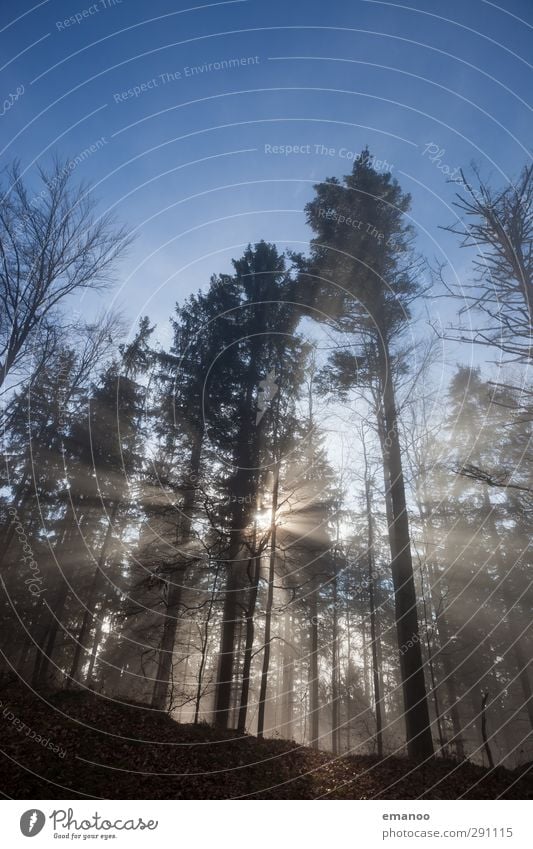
[1,0,532,350]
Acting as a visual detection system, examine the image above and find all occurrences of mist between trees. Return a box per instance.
[1,149,532,769]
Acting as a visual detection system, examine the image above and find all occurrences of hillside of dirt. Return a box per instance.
[1,683,531,800]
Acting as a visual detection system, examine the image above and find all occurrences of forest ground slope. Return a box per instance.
[1,683,531,800]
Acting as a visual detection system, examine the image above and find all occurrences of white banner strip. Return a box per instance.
[3,799,531,848]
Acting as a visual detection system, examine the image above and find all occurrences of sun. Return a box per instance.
[254,510,272,530]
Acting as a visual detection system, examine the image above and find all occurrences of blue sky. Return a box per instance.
[1,0,532,353]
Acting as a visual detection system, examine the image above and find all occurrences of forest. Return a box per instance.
[1,149,532,799]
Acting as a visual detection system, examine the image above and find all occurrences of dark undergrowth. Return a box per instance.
[1,683,531,800]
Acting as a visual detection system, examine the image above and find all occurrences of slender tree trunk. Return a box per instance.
[214,337,265,729]
[419,564,446,753]
[31,504,83,686]
[345,603,352,751]
[376,365,434,759]
[214,551,244,728]
[15,627,34,675]
[214,428,260,728]
[87,615,103,683]
[424,616,446,753]
[194,566,220,724]
[361,617,370,704]
[257,462,280,738]
[308,578,320,749]
[414,498,450,755]
[0,471,32,569]
[482,493,533,735]
[230,617,245,727]
[443,667,466,759]
[152,437,202,710]
[514,640,533,731]
[481,691,495,769]
[152,575,184,710]
[367,520,383,757]
[423,557,466,760]
[238,551,261,732]
[331,561,340,755]
[281,609,294,738]
[361,447,384,760]
[67,501,119,687]
[376,617,386,725]
[32,581,69,686]
[9,602,43,679]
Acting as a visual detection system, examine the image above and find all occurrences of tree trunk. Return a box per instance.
[360,442,385,760]
[366,485,384,758]
[424,559,466,760]
[238,552,261,732]
[194,566,220,724]
[281,609,294,738]
[331,561,340,755]
[230,617,245,727]
[86,615,103,683]
[419,565,447,753]
[67,501,119,687]
[215,342,284,729]
[31,504,83,686]
[152,435,202,710]
[514,640,533,731]
[361,617,370,704]
[257,462,280,738]
[483,493,533,735]
[214,556,243,728]
[308,579,320,749]
[32,581,69,686]
[481,691,495,769]
[214,418,261,728]
[377,365,434,759]
[0,471,32,569]
[152,574,185,710]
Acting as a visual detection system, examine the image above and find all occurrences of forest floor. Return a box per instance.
[0,682,531,800]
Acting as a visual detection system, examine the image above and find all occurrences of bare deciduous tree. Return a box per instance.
[0,160,131,391]
[442,163,533,367]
